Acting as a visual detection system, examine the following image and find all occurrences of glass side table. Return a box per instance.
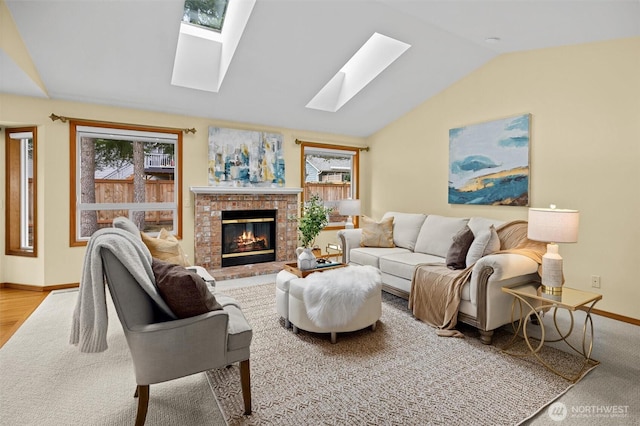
[501,284,602,382]
[325,243,343,262]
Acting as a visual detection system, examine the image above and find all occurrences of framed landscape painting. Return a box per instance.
[208,127,285,187]
[449,114,530,206]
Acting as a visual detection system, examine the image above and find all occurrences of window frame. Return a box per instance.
[300,142,359,230]
[5,126,38,257]
[69,120,183,246]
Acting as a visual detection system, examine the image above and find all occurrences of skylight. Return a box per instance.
[172,0,256,92]
[182,0,229,32]
[306,33,411,112]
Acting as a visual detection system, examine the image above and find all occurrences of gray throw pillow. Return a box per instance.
[466,225,500,266]
[152,258,222,318]
[446,225,474,270]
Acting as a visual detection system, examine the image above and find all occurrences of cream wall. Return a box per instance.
[2,38,637,319]
[0,94,364,287]
[365,37,640,319]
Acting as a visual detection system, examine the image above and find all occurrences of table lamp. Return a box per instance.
[339,199,361,229]
[527,205,579,295]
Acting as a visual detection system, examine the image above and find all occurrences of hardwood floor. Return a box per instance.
[0,288,50,348]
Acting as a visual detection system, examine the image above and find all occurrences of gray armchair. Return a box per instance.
[101,248,252,425]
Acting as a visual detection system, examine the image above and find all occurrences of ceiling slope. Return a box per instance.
[2,0,639,137]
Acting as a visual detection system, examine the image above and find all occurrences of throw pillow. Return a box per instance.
[466,225,501,266]
[141,228,191,267]
[467,217,504,237]
[445,225,475,270]
[152,258,222,318]
[360,216,395,248]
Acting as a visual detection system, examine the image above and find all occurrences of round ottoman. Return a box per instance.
[288,274,382,344]
[275,270,297,328]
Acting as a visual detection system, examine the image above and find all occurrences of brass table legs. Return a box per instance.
[502,295,600,382]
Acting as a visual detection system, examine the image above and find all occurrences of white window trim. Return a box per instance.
[18,133,33,250]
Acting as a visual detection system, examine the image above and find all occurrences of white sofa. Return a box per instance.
[337,212,541,344]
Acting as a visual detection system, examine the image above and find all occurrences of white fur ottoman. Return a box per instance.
[286,265,382,344]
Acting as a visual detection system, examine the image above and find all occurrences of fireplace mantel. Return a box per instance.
[190,186,302,195]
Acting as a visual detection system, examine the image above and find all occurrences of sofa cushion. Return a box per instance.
[467,217,505,237]
[349,247,411,268]
[152,258,223,318]
[460,283,471,302]
[223,304,253,351]
[382,212,427,250]
[414,215,469,257]
[379,252,444,281]
[446,225,474,270]
[466,225,500,266]
[360,216,395,248]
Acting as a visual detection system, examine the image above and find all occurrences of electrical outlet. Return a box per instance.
[591,275,601,288]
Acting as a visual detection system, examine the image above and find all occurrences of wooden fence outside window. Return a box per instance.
[94,179,175,225]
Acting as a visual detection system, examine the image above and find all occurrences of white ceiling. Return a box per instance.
[2,0,639,137]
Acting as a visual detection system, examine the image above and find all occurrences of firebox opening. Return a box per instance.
[221,209,276,267]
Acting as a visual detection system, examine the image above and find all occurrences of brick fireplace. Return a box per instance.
[191,187,302,272]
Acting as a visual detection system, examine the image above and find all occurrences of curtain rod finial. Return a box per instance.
[49,113,68,123]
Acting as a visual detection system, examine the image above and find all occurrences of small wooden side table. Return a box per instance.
[501,284,602,382]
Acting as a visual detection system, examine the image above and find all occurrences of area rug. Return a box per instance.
[207,283,597,425]
[0,289,225,426]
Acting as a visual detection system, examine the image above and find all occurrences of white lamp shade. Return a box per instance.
[339,199,361,216]
[527,207,579,243]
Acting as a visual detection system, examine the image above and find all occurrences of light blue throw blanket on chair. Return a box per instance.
[70,227,176,353]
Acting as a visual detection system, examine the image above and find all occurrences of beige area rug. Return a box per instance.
[208,283,597,425]
[0,289,225,426]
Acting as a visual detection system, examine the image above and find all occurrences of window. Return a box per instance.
[70,121,182,245]
[301,142,359,229]
[182,0,229,32]
[5,127,37,256]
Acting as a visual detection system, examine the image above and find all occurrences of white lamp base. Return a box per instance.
[541,243,564,295]
[345,216,354,229]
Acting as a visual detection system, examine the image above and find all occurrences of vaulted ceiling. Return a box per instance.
[2,0,639,137]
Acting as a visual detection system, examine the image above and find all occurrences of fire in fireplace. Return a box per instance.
[221,209,276,267]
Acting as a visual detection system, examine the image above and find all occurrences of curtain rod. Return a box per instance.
[48,113,197,134]
[295,138,369,152]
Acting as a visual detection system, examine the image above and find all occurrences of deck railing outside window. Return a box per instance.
[144,153,174,168]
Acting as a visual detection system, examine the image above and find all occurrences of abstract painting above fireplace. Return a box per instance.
[208,127,285,187]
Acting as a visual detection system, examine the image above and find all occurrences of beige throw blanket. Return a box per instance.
[408,221,546,335]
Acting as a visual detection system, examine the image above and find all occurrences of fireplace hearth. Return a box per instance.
[222,210,276,267]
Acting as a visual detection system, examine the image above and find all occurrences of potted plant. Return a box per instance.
[296,194,332,270]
